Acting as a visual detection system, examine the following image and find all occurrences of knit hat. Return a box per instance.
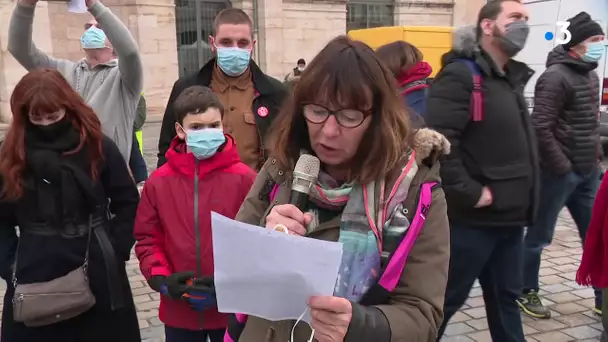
[562,12,605,50]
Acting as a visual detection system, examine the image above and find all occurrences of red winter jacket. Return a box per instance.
[134,135,256,331]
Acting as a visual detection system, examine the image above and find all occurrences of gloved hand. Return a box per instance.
[183,277,217,311]
[147,272,195,300]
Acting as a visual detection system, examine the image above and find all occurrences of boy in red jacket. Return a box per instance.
[134,86,256,342]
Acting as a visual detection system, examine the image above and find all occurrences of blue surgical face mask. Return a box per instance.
[185,128,226,160]
[216,46,251,77]
[582,42,605,63]
[80,27,107,49]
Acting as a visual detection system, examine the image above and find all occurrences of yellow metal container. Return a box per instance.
[348,26,454,77]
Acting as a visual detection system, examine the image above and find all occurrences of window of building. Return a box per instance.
[346,0,394,32]
[175,0,231,77]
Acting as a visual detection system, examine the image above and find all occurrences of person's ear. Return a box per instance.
[481,19,494,37]
[175,122,187,140]
[209,36,216,53]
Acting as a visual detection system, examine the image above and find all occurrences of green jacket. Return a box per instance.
[134,95,146,131]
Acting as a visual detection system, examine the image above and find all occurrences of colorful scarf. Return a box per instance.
[307,152,418,302]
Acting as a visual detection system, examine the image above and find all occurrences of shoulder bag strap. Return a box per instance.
[12,215,94,287]
[377,181,437,292]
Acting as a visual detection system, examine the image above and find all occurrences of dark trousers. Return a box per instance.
[165,326,225,342]
[438,224,525,342]
[522,168,602,307]
[129,132,148,184]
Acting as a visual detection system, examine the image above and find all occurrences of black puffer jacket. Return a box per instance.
[531,46,601,176]
[426,26,539,227]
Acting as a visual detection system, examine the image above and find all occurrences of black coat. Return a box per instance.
[0,136,141,342]
[531,46,601,176]
[426,42,539,227]
[157,59,288,168]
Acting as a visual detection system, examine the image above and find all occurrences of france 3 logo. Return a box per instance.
[544,22,572,44]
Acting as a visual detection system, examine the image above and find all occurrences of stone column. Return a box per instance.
[256,0,283,76]
[394,0,455,26]
[453,0,484,27]
[0,0,179,121]
[281,0,346,78]
[99,0,179,115]
[0,0,55,123]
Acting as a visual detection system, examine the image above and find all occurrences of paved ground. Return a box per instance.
[0,120,605,341]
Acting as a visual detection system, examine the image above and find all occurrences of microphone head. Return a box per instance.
[292,154,320,194]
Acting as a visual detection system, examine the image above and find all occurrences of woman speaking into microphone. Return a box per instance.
[225,36,451,342]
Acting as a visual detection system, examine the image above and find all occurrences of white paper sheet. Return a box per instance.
[68,0,87,14]
[211,212,343,323]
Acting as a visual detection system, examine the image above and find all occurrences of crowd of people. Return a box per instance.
[0,0,606,341]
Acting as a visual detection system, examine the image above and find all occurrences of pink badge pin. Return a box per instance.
[257,106,269,117]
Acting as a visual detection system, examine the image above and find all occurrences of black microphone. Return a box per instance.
[289,154,321,211]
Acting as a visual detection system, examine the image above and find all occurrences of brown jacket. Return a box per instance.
[232,129,451,342]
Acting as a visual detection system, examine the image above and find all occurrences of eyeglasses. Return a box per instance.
[302,104,370,128]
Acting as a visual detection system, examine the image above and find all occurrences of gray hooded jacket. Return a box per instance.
[8,1,143,161]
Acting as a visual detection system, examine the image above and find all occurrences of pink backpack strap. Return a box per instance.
[378,181,437,291]
[269,183,279,203]
[454,58,484,122]
[225,313,249,342]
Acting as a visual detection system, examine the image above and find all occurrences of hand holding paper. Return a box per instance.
[211,212,343,323]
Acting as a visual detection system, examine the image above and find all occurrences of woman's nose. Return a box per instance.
[320,115,340,137]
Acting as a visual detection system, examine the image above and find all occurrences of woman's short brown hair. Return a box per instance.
[267,36,412,184]
[376,41,423,78]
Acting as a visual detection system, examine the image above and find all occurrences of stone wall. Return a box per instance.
[394,0,455,26]
[0,0,179,122]
[0,0,487,123]
[279,0,346,79]
[0,0,57,123]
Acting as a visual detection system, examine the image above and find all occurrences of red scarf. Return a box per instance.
[576,174,608,288]
[396,61,433,95]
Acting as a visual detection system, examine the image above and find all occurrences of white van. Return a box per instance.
[516,0,608,108]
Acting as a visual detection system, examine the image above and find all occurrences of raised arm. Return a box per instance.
[89,0,143,95]
[8,0,74,73]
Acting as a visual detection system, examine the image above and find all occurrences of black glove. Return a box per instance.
[183,277,217,311]
[163,271,195,299]
[147,275,166,293]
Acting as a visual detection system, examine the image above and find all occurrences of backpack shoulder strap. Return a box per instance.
[453,58,484,122]
[377,181,438,292]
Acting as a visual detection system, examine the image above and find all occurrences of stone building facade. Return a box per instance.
[0,0,484,122]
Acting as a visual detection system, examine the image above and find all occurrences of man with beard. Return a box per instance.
[157,8,287,170]
[425,0,538,340]
[519,12,605,319]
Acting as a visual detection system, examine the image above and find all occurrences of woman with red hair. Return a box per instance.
[577,174,608,340]
[0,69,141,341]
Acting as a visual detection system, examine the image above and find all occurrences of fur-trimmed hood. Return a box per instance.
[412,128,450,165]
[441,25,479,67]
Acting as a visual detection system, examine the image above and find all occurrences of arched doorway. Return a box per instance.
[175,0,231,77]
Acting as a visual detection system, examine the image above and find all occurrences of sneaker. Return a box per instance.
[592,305,602,316]
[517,291,551,319]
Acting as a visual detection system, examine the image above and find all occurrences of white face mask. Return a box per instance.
[290,306,315,342]
[297,66,305,71]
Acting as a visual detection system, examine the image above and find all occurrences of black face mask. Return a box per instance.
[26,116,74,142]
